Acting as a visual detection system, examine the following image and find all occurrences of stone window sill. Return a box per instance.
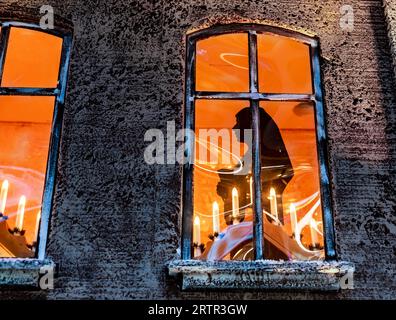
[0,258,54,288]
[168,260,354,291]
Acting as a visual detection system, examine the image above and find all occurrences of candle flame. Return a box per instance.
[270,188,276,197]
[0,180,9,214]
[16,195,26,231]
[212,201,219,212]
[194,216,200,225]
[232,187,238,197]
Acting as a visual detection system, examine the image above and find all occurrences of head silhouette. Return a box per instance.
[232,107,269,143]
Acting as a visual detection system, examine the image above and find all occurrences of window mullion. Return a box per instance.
[310,42,337,260]
[0,26,10,85]
[181,38,196,260]
[248,31,264,260]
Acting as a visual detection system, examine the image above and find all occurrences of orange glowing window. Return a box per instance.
[2,27,63,88]
[0,24,71,259]
[183,26,335,263]
[196,33,249,92]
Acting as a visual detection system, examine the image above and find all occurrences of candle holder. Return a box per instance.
[27,241,38,252]
[208,232,219,241]
[309,243,323,250]
[193,242,206,252]
[291,233,303,241]
[9,227,26,236]
[0,219,34,258]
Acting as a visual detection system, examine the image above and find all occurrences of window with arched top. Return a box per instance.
[0,21,72,262]
[181,24,336,262]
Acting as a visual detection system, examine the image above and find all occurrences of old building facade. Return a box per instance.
[0,0,395,299]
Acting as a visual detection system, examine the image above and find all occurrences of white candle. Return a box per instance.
[16,195,26,231]
[193,216,201,257]
[310,219,319,247]
[289,203,298,237]
[0,180,9,214]
[232,187,239,224]
[34,210,41,242]
[212,201,220,235]
[269,188,278,220]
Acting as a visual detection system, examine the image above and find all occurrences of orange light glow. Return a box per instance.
[257,34,313,94]
[196,33,249,92]
[1,27,63,88]
[0,96,55,252]
[0,26,61,258]
[192,32,323,261]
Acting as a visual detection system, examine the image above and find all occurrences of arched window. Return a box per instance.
[182,24,336,262]
[0,21,72,261]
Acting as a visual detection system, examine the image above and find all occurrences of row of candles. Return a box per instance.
[193,184,321,255]
[0,180,41,242]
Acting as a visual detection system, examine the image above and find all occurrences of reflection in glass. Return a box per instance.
[193,100,253,260]
[0,96,55,258]
[257,34,313,94]
[260,101,324,260]
[1,27,63,88]
[196,33,249,92]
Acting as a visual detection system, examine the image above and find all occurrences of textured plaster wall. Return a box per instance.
[0,0,395,299]
[384,0,396,76]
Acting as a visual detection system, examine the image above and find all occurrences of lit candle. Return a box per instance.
[16,195,26,231]
[232,187,239,224]
[289,203,298,237]
[0,180,9,214]
[269,188,278,220]
[310,219,319,248]
[193,216,201,256]
[249,177,253,203]
[212,201,220,235]
[33,210,41,242]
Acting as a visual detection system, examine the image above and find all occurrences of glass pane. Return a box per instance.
[257,34,313,94]
[1,27,63,88]
[196,33,249,92]
[194,100,253,260]
[259,101,324,260]
[0,96,55,258]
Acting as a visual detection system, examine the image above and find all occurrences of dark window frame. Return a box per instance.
[0,20,72,260]
[181,24,337,261]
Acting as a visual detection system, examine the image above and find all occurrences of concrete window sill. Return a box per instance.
[0,258,54,288]
[168,260,354,291]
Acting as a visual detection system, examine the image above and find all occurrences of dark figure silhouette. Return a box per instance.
[216,107,294,259]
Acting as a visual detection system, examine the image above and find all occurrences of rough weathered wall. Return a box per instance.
[0,0,395,299]
[384,0,396,76]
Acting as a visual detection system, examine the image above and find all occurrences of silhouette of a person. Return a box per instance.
[216,107,294,259]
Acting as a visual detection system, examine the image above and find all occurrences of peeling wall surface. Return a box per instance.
[0,0,395,299]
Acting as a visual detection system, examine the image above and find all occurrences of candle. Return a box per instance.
[212,201,220,235]
[34,210,41,242]
[193,216,201,257]
[232,187,239,224]
[16,195,26,231]
[0,180,9,214]
[269,188,278,220]
[289,203,298,237]
[310,219,319,248]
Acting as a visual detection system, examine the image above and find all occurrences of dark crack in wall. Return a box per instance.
[0,0,395,300]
